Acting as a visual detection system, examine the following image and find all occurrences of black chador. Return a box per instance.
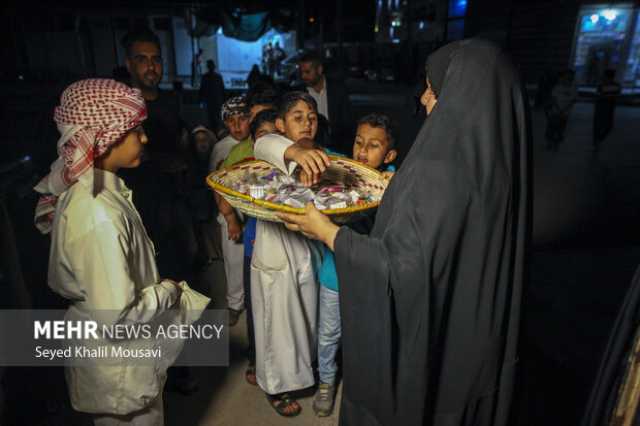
[334,39,532,426]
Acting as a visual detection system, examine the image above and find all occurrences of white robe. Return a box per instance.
[251,134,321,395]
[48,169,210,417]
[210,135,245,311]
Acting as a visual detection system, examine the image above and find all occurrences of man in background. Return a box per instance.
[199,59,226,133]
[297,51,353,154]
[121,27,198,394]
[593,68,622,151]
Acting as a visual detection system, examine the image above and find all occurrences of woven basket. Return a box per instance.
[206,156,388,223]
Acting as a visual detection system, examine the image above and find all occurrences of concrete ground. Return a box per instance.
[164,260,342,426]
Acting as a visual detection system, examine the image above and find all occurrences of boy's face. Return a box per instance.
[108,126,148,169]
[194,131,212,153]
[255,122,277,140]
[275,100,318,143]
[224,113,250,141]
[353,123,397,169]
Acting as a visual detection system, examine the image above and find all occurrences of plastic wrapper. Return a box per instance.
[229,167,380,210]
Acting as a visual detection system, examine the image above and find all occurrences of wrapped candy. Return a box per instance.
[249,184,266,199]
[232,166,376,210]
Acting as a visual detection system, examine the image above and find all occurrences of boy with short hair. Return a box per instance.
[222,107,279,385]
[313,113,397,417]
[210,96,251,325]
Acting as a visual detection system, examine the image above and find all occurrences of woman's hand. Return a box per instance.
[278,203,340,251]
[284,145,330,185]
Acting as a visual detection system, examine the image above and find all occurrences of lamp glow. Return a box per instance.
[602,9,617,21]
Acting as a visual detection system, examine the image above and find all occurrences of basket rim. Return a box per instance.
[206,155,384,216]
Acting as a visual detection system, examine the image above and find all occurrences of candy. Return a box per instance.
[329,201,347,209]
[249,184,266,199]
[230,167,375,210]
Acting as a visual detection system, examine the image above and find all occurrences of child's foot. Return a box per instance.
[313,382,336,417]
[266,393,301,417]
[228,308,242,326]
[245,364,257,386]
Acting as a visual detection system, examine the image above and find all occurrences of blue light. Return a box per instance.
[449,0,467,18]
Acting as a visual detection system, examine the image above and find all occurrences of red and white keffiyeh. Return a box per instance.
[34,78,147,234]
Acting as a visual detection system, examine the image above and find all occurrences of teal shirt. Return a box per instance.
[318,163,396,292]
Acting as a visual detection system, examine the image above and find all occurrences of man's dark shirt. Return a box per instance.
[144,91,184,155]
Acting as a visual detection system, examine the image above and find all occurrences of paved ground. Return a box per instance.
[163,261,342,426]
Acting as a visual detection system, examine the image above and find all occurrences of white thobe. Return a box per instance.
[209,135,245,311]
[48,169,210,421]
[251,134,321,395]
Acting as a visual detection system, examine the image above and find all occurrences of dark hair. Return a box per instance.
[357,113,395,149]
[297,51,323,67]
[247,88,280,110]
[121,27,161,57]
[277,91,318,117]
[250,109,279,140]
[206,59,216,70]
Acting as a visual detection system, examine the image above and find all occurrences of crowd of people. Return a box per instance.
[36,25,532,426]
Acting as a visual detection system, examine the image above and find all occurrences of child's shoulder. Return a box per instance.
[61,184,129,237]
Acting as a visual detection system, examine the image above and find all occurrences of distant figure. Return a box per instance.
[191,48,203,88]
[297,51,353,154]
[593,69,621,151]
[534,69,558,110]
[247,64,262,90]
[262,43,273,75]
[272,41,286,78]
[199,60,226,133]
[545,69,577,151]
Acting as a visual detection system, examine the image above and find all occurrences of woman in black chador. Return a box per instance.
[280,39,532,426]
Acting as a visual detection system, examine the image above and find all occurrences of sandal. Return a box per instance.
[245,365,257,386]
[266,393,301,417]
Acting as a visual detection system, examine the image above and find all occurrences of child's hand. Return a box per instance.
[284,145,330,184]
[224,213,243,241]
[296,137,315,149]
[298,169,314,187]
[381,171,395,181]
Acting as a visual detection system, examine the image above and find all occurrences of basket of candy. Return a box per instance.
[206,156,388,223]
